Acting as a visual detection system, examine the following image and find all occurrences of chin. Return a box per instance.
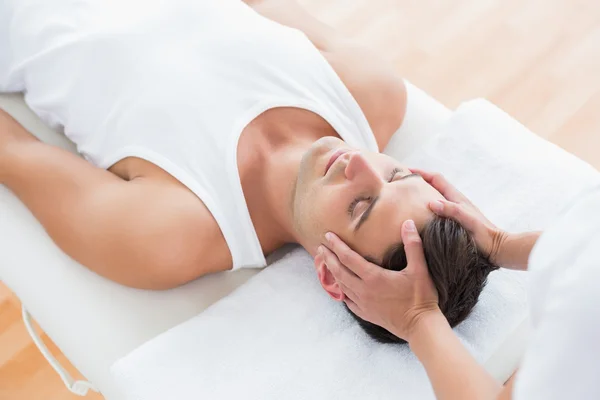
[308,136,343,159]
[302,137,345,177]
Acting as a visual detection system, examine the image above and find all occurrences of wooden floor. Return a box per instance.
[2,0,600,398]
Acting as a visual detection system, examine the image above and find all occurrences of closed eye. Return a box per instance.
[348,196,371,217]
[351,170,419,230]
[354,168,421,233]
[348,166,398,217]
[350,168,402,221]
[388,167,401,182]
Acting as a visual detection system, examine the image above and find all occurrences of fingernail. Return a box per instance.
[430,200,444,213]
[325,232,333,242]
[318,246,324,255]
[405,220,416,231]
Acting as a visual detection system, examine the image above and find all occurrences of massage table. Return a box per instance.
[1,81,598,399]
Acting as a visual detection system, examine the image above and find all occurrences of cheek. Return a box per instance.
[296,153,313,188]
[297,188,336,236]
[297,184,329,233]
[316,192,347,233]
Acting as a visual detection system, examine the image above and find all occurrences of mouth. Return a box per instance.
[324,149,347,176]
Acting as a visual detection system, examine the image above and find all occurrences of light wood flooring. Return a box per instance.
[2,0,600,398]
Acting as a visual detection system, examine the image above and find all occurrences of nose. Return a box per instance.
[344,152,380,184]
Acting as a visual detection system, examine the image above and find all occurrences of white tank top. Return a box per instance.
[1,0,378,269]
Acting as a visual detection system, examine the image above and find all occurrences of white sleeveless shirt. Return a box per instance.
[0,0,378,269]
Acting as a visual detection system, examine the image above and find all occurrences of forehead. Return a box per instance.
[350,176,441,262]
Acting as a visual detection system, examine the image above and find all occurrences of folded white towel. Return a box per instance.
[109,99,600,400]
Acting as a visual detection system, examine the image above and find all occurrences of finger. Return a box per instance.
[409,169,467,203]
[338,281,360,304]
[407,167,433,178]
[407,168,439,185]
[320,245,362,292]
[401,220,428,273]
[428,200,478,232]
[344,298,364,319]
[325,232,379,280]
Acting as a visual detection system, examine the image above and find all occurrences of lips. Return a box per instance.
[324,149,347,175]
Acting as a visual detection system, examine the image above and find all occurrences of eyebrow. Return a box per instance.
[354,173,420,233]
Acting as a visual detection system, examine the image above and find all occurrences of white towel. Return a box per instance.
[109,100,600,400]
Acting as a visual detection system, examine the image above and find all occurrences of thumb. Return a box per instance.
[401,220,427,274]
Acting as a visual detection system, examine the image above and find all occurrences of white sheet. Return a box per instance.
[109,99,600,400]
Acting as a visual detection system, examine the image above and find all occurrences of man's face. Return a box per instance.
[292,136,445,262]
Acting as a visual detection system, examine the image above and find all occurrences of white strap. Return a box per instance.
[21,306,99,396]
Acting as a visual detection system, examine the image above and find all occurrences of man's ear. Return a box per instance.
[313,253,345,301]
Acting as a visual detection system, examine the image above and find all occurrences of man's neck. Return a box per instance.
[241,108,336,250]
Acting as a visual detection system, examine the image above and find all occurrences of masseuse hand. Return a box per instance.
[320,220,439,342]
[411,169,508,266]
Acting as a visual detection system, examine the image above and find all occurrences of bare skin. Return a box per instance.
[0,0,407,289]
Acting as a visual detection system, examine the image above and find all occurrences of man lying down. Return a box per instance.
[0,0,498,344]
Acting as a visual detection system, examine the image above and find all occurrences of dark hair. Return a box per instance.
[345,216,499,344]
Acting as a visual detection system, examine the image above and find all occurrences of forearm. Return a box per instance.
[495,231,541,271]
[405,311,502,400]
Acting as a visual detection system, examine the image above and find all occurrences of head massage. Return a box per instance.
[2,0,599,399]
[289,137,499,343]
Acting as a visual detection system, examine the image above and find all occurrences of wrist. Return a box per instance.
[488,228,509,266]
[399,306,445,344]
[407,309,453,358]
[494,231,541,270]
